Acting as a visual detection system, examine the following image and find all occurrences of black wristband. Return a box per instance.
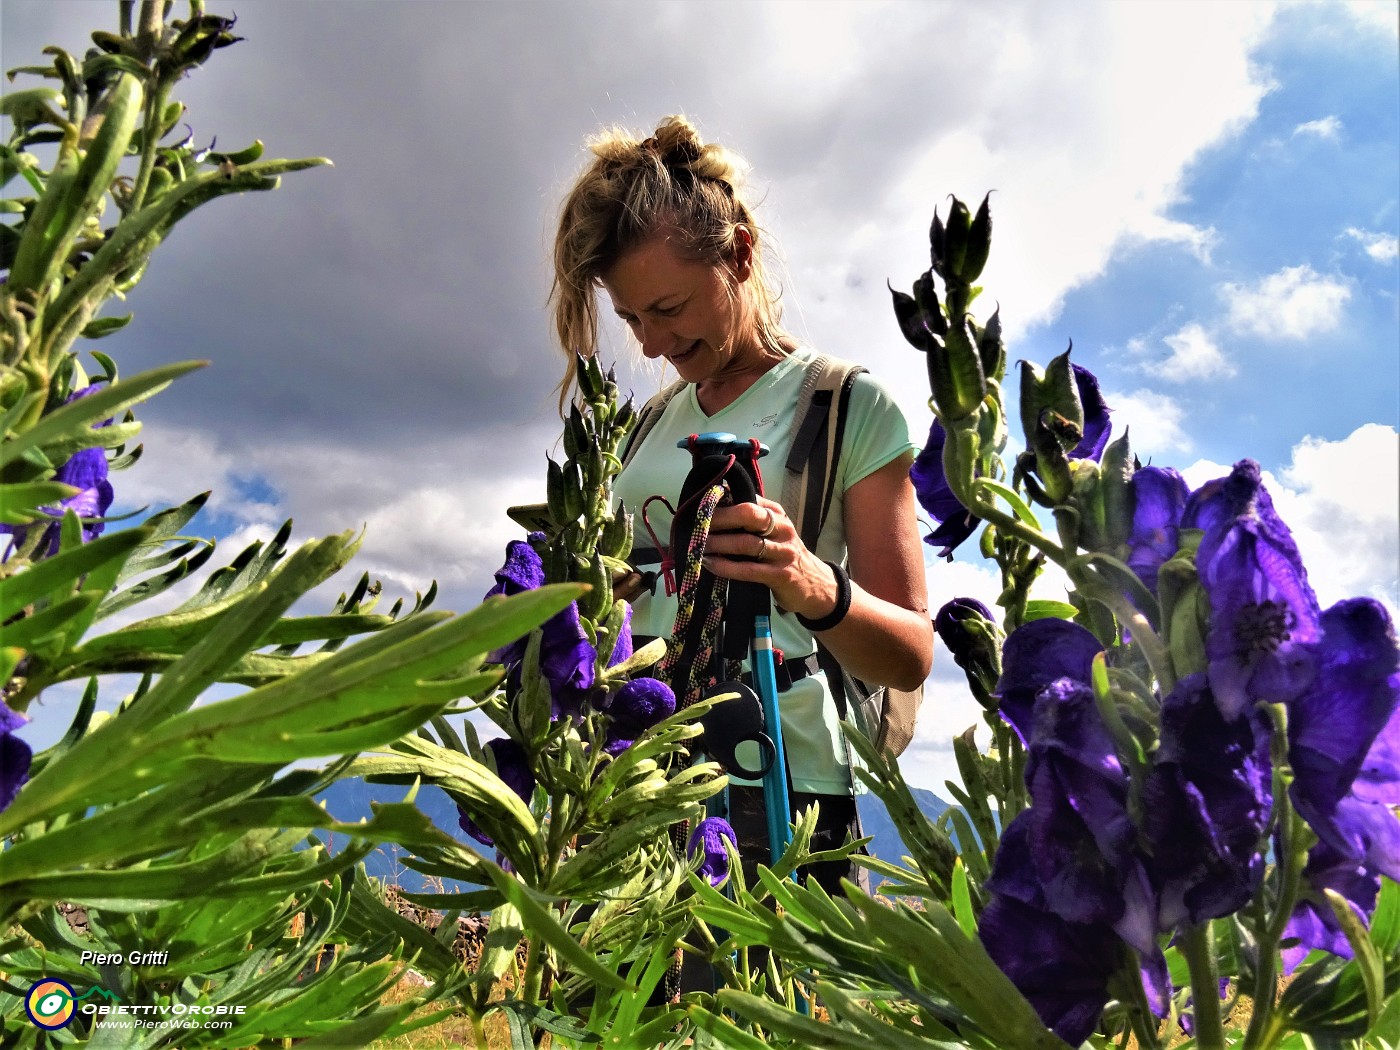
[796,561,852,632]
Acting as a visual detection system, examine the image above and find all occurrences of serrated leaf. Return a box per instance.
[0,361,204,472]
[0,526,148,621]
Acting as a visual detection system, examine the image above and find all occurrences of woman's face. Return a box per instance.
[600,232,759,384]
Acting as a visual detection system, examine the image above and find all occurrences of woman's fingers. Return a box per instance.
[709,496,788,539]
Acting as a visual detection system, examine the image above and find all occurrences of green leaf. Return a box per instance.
[0,85,62,119]
[686,1006,773,1050]
[950,859,976,938]
[485,867,630,992]
[0,591,97,650]
[1022,599,1080,622]
[0,532,361,832]
[0,389,44,442]
[0,360,205,472]
[1325,887,1386,1032]
[0,526,148,622]
[0,481,78,523]
[494,1000,603,1044]
[974,476,1041,527]
[80,313,133,339]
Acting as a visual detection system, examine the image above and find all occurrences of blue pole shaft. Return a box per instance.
[750,615,791,865]
[752,615,809,1015]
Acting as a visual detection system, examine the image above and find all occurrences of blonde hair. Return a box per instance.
[549,115,789,409]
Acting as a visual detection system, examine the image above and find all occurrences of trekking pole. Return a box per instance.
[676,432,793,866]
[748,612,792,864]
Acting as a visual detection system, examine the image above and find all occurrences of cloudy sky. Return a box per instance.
[4,0,1397,794]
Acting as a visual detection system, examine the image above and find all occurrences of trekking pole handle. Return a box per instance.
[677,432,770,460]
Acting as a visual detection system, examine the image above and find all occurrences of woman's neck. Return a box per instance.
[694,333,793,415]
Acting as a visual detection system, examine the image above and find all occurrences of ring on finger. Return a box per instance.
[756,535,768,560]
[758,507,778,537]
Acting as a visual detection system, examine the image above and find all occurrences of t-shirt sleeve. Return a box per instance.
[838,370,921,491]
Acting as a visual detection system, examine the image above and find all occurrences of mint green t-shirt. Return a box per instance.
[614,348,918,795]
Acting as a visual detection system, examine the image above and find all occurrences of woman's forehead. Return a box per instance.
[601,235,707,307]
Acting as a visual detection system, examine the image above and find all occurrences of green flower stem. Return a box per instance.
[127,78,172,215]
[469,1012,489,1047]
[1243,808,1309,1050]
[1065,562,1176,696]
[1123,970,1164,1050]
[520,929,546,1013]
[961,483,1066,569]
[1180,923,1226,1050]
[137,1,165,52]
[1052,504,1080,563]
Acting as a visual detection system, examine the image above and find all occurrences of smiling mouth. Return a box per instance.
[670,341,702,365]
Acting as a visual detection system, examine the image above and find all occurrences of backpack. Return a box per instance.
[619,353,923,758]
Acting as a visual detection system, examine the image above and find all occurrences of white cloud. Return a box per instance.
[1276,423,1400,615]
[1144,322,1237,381]
[1103,388,1192,457]
[1343,0,1400,37]
[1124,216,1221,264]
[1292,115,1343,139]
[1221,264,1352,339]
[114,420,559,615]
[1345,226,1400,262]
[760,0,1279,429]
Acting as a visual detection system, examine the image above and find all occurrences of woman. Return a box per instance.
[550,115,932,891]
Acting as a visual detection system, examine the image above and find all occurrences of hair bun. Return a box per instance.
[652,115,745,194]
[650,115,703,167]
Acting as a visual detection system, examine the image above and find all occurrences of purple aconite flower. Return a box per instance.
[1288,598,1400,883]
[608,601,634,667]
[0,700,32,813]
[979,892,1122,1048]
[909,419,980,560]
[1186,460,1321,720]
[1019,680,1147,931]
[0,387,114,560]
[1069,364,1112,462]
[1142,673,1272,929]
[457,737,535,847]
[482,536,599,718]
[687,816,738,886]
[484,536,548,664]
[602,677,676,753]
[935,597,1000,694]
[984,634,1169,1031]
[537,601,598,719]
[994,618,1103,744]
[1125,466,1189,594]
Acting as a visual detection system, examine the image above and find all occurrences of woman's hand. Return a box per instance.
[701,455,933,691]
[702,495,839,620]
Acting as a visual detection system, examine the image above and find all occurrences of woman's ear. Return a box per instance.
[730,224,754,282]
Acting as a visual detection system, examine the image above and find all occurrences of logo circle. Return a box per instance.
[25,978,76,1030]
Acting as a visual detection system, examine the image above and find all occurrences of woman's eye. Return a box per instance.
[656,304,682,317]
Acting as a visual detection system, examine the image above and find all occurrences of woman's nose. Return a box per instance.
[638,321,672,359]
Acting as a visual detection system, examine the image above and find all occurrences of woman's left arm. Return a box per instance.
[704,452,934,690]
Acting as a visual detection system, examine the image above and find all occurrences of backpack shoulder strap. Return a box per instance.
[779,354,867,551]
[620,377,688,470]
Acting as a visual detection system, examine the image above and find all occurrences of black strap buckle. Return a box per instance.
[697,680,775,779]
